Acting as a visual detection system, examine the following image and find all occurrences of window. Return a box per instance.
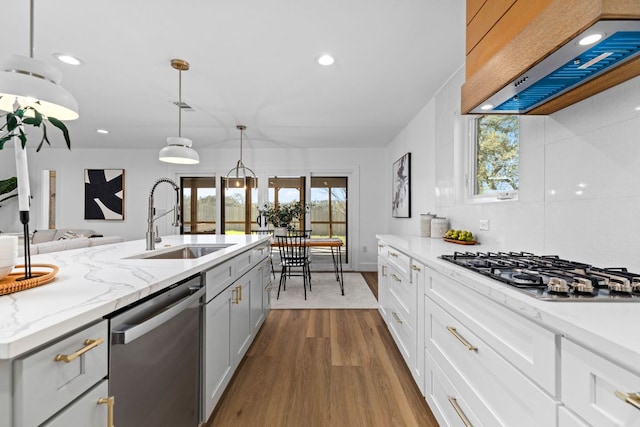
[267,176,306,231]
[221,177,258,234]
[472,115,519,198]
[310,176,348,259]
[180,177,216,234]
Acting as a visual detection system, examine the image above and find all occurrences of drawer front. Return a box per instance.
[206,260,236,300]
[43,380,110,427]
[378,256,390,318]
[14,320,109,426]
[253,241,270,261]
[235,249,254,277]
[428,269,557,394]
[424,350,486,427]
[386,247,411,281]
[386,294,416,365]
[558,407,590,427]
[377,242,389,258]
[387,263,416,318]
[561,338,640,427]
[426,297,558,427]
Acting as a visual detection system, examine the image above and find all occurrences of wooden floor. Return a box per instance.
[207,273,439,427]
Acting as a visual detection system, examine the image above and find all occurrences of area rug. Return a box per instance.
[270,272,378,309]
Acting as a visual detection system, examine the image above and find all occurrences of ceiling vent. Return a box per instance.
[470,20,640,114]
[173,101,194,111]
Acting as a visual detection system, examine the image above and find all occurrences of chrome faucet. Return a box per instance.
[146,178,181,250]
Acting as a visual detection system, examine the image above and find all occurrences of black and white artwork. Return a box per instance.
[392,153,410,218]
[84,169,125,220]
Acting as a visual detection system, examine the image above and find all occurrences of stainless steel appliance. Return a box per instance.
[441,251,640,301]
[108,274,205,426]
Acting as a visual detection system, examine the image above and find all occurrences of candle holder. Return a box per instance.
[18,211,31,280]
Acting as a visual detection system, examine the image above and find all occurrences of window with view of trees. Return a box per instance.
[267,176,306,231]
[310,176,348,259]
[222,177,258,234]
[473,115,519,196]
[180,177,216,234]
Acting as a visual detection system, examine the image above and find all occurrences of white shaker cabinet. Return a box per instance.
[42,380,111,427]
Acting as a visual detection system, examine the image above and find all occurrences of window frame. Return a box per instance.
[467,114,520,203]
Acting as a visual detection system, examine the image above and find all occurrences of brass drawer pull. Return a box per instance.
[389,252,399,257]
[232,287,240,304]
[381,265,387,277]
[447,326,478,351]
[392,312,403,324]
[448,396,473,427]
[54,338,105,363]
[410,264,421,272]
[615,390,640,411]
[390,273,401,282]
[97,396,115,427]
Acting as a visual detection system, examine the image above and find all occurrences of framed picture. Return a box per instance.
[84,169,125,220]
[392,153,411,218]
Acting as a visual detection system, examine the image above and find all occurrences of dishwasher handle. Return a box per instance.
[112,285,204,345]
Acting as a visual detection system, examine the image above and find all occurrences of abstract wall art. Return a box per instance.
[392,153,410,218]
[84,169,125,220]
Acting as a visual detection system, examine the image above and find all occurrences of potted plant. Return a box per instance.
[257,201,309,235]
[0,105,71,151]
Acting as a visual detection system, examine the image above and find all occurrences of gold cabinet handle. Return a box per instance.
[97,396,115,427]
[381,265,387,277]
[392,312,403,324]
[447,326,478,351]
[389,252,399,258]
[615,390,640,411]
[239,284,243,302]
[410,264,421,272]
[390,273,401,282]
[232,287,240,304]
[54,338,105,363]
[378,244,384,248]
[448,396,473,427]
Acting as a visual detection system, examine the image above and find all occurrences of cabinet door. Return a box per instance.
[378,255,390,319]
[43,380,110,427]
[203,291,232,419]
[230,277,251,366]
[261,257,272,313]
[250,260,268,333]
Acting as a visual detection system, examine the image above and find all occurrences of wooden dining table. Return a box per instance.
[272,237,345,295]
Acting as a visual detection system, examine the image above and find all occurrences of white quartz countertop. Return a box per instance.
[377,234,640,374]
[0,234,268,359]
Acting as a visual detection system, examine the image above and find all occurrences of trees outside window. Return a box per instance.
[474,115,519,196]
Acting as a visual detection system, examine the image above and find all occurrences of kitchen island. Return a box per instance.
[377,234,640,427]
[0,234,270,427]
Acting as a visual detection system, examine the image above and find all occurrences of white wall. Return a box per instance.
[387,67,640,272]
[0,145,386,271]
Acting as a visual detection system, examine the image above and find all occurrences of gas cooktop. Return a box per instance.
[440,251,640,301]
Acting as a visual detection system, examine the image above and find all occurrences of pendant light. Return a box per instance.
[225,125,256,189]
[159,58,199,164]
[0,0,79,120]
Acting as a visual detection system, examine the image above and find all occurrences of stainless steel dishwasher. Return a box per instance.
[108,274,205,427]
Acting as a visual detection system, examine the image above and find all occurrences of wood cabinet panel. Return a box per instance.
[466,0,487,25]
[466,0,517,55]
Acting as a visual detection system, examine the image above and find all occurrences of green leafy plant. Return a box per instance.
[257,201,309,230]
[0,176,17,207]
[0,105,71,151]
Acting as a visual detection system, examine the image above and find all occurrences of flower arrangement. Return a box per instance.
[257,201,309,230]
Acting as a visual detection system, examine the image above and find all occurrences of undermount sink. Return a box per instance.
[128,244,234,260]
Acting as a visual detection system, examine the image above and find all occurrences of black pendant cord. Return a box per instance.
[19,211,31,280]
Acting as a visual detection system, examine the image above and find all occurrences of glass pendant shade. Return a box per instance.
[0,55,79,120]
[159,136,199,164]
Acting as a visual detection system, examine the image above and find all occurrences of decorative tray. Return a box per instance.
[443,238,477,245]
[0,264,59,296]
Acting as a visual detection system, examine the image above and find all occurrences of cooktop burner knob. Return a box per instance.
[572,277,594,293]
[548,277,569,293]
[609,279,632,293]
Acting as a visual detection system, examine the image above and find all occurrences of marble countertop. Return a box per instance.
[0,234,268,359]
[377,234,640,374]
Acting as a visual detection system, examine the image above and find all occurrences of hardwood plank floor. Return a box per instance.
[207,306,439,426]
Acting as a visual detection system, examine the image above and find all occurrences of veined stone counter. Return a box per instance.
[376,234,640,375]
[0,234,268,359]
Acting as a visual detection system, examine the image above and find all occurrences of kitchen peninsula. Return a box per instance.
[0,234,271,426]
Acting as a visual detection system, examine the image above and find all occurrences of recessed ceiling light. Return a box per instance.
[96,129,109,134]
[317,54,335,66]
[480,104,494,110]
[53,53,83,66]
[578,33,603,46]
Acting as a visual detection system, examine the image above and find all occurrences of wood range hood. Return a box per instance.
[462,0,640,115]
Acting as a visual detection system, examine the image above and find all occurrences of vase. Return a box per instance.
[274,227,287,237]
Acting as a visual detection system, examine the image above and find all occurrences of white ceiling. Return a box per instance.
[1,0,465,151]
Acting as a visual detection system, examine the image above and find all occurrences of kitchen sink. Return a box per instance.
[128,244,234,260]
